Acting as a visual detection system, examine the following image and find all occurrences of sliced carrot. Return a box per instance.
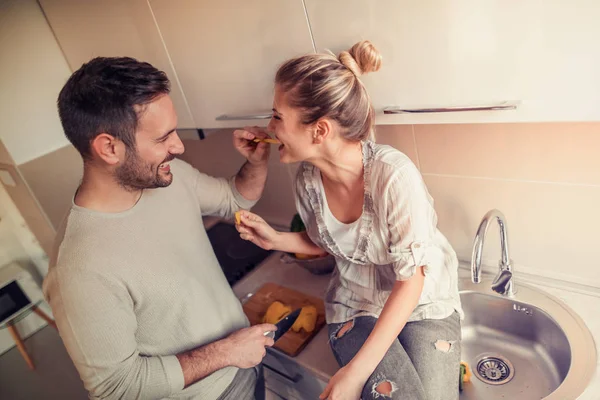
[253,138,281,144]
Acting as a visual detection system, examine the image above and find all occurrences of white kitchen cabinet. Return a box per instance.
[38,0,196,128]
[148,0,315,129]
[304,0,600,124]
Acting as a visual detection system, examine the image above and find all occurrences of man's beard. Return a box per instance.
[115,149,174,191]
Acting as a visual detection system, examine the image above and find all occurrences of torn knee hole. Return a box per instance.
[336,320,354,339]
[376,381,393,396]
[371,378,398,398]
[434,339,455,353]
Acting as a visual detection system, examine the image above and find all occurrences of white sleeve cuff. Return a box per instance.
[390,241,433,280]
[229,176,259,210]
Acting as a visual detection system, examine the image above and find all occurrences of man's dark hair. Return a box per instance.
[57,57,170,160]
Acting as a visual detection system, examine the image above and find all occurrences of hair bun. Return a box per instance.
[338,40,382,77]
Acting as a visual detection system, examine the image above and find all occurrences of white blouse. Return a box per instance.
[294,141,463,324]
[317,173,361,255]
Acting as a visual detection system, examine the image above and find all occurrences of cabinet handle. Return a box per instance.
[383,101,519,114]
[216,112,272,121]
[263,363,303,384]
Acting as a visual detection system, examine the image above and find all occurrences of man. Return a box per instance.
[43,57,276,399]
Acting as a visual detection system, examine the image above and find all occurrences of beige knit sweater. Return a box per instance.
[43,159,256,399]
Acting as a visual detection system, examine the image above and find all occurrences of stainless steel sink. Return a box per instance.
[459,277,596,399]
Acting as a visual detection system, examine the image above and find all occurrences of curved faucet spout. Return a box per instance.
[471,209,515,296]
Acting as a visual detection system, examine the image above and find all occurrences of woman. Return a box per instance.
[236,41,463,400]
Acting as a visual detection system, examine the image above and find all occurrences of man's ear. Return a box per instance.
[90,133,125,165]
[313,118,332,144]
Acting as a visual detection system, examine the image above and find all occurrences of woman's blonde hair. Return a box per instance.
[275,40,382,142]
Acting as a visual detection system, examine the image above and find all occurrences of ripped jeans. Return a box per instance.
[328,312,461,400]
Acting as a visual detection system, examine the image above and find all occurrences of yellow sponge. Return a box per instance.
[461,361,472,382]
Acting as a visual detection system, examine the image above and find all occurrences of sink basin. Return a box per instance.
[459,278,596,400]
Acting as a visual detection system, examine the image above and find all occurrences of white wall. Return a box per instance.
[0,209,30,269]
[0,181,50,356]
[0,0,71,165]
[0,179,49,279]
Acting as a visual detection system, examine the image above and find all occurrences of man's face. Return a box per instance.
[116,94,185,190]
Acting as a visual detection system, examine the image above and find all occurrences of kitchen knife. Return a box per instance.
[264,308,302,342]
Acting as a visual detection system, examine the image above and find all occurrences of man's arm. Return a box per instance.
[44,269,275,399]
[193,171,261,219]
[234,160,268,202]
[177,324,275,387]
[45,270,183,399]
[185,127,270,218]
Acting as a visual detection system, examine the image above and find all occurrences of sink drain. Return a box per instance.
[474,354,515,385]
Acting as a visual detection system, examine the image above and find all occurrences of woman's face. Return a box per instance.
[267,85,316,164]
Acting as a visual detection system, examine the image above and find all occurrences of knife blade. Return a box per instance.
[264,308,302,342]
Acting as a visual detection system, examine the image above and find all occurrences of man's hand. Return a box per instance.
[223,324,277,369]
[176,323,277,388]
[233,126,271,166]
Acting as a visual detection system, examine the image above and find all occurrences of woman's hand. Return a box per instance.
[233,126,271,166]
[235,211,281,250]
[320,364,370,400]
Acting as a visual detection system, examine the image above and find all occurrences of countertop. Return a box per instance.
[232,251,600,399]
[232,252,338,382]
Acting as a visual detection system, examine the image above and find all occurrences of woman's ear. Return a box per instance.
[90,133,125,165]
[313,119,333,144]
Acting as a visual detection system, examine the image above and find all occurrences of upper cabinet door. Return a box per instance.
[38,0,196,128]
[149,0,315,128]
[304,0,600,124]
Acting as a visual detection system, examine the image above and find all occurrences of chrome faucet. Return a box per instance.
[471,209,515,297]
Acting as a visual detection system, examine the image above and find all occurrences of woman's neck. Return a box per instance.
[310,140,364,190]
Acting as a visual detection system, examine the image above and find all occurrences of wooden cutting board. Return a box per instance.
[242,282,326,357]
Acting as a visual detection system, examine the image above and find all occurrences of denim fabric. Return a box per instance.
[328,312,461,400]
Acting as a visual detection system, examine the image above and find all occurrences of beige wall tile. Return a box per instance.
[375,125,420,168]
[179,133,298,228]
[415,122,600,184]
[18,122,599,290]
[19,146,82,229]
[178,131,243,177]
[177,129,202,141]
[424,174,600,287]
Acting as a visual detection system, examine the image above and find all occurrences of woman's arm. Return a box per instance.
[236,211,325,255]
[273,231,326,255]
[349,269,424,373]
